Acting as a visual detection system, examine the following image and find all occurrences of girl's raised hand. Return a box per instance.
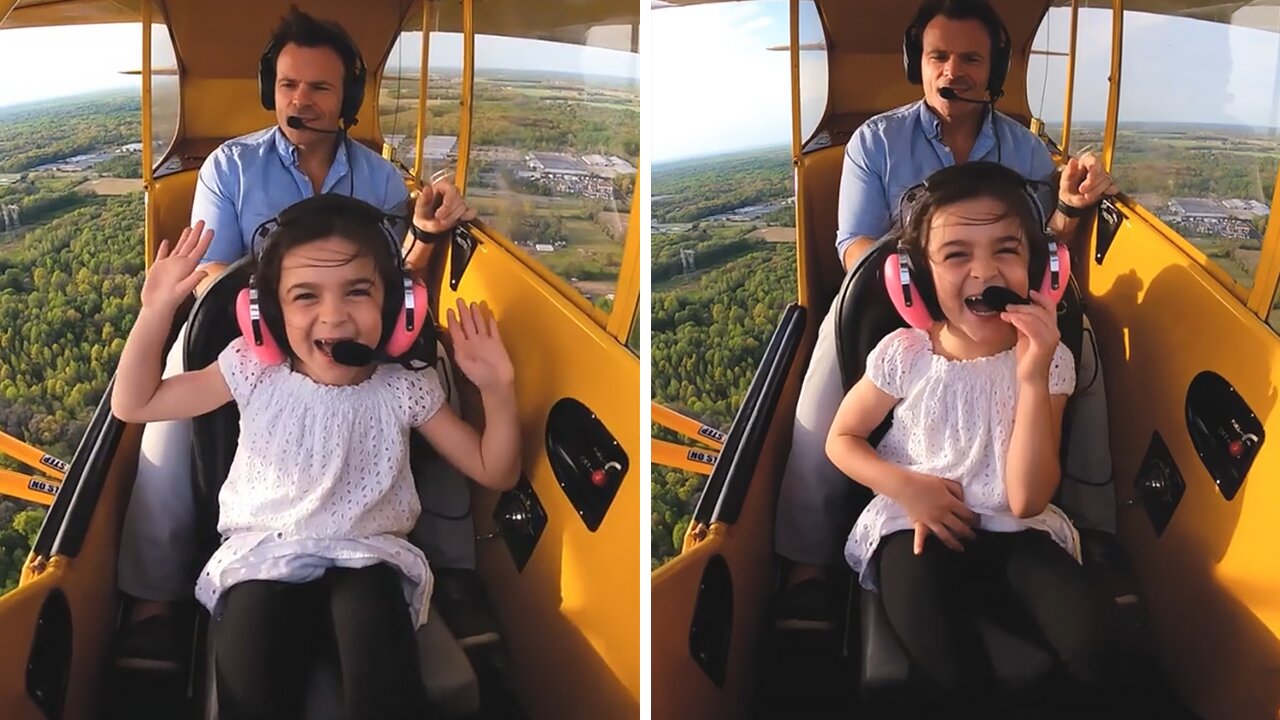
[1000,289,1060,384]
[142,221,214,314]
[447,298,515,391]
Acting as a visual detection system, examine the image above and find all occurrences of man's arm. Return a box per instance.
[189,151,244,295]
[841,236,880,272]
[836,131,891,273]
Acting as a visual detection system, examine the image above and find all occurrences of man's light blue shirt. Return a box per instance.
[836,100,1058,260]
[193,126,410,264]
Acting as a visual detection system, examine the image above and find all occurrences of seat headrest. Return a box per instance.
[834,239,910,392]
[185,256,254,554]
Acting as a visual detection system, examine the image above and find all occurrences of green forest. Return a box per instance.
[0,195,144,593]
[651,242,796,566]
[650,148,797,568]
[0,195,144,457]
[0,94,141,174]
[652,149,792,224]
[0,91,145,594]
[380,72,640,166]
[0,501,46,595]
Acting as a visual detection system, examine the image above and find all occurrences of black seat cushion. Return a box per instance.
[829,238,1090,699]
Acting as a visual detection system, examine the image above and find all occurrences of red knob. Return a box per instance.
[1228,440,1244,458]
[591,469,607,487]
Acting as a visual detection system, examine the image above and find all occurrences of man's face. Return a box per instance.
[920,16,993,120]
[274,42,346,142]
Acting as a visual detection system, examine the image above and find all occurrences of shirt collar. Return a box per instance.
[271,126,352,188]
[916,99,996,146]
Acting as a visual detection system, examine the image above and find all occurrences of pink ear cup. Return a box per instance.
[234,279,429,363]
[1038,242,1071,306]
[235,287,287,365]
[884,252,936,330]
[384,280,429,357]
[883,244,1072,328]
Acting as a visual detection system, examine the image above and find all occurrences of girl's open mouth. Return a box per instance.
[963,294,998,316]
[313,339,352,358]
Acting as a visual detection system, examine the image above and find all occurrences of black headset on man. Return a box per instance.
[257,19,367,130]
[255,14,366,210]
[901,0,1013,162]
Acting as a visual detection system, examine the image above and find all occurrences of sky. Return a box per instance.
[0,24,141,106]
[1027,7,1280,128]
[652,3,1280,163]
[651,1,798,163]
[0,24,637,109]
[5,8,1280,158]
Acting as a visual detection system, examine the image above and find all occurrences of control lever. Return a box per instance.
[478,490,536,541]
[591,460,624,488]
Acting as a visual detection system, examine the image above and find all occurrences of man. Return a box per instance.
[116,7,479,667]
[774,0,1118,628]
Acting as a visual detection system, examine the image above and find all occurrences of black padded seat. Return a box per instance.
[830,238,1094,702]
[183,257,479,718]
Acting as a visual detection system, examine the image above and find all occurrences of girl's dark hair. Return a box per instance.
[253,194,404,360]
[890,161,1052,321]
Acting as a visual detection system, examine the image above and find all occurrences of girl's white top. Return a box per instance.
[194,336,444,627]
[844,327,1081,590]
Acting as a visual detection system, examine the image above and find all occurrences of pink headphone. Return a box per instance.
[885,243,1070,330]
[234,195,430,365]
[882,163,1072,329]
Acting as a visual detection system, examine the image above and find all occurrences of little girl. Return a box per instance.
[112,196,520,720]
[826,162,1119,717]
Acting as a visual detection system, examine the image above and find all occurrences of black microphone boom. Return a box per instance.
[286,116,341,134]
[980,285,1031,312]
[939,87,992,105]
[331,340,377,367]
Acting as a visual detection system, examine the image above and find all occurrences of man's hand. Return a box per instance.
[1058,150,1118,211]
[195,261,227,296]
[413,177,477,235]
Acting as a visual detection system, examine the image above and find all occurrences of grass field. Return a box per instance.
[747,226,796,243]
[469,191,624,297]
[76,178,143,196]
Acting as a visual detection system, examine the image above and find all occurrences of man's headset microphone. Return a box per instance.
[286,115,340,134]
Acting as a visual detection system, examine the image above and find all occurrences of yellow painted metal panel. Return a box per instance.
[439,228,640,718]
[1089,201,1280,719]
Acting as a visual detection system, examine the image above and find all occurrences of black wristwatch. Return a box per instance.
[409,222,447,245]
[1056,198,1093,219]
